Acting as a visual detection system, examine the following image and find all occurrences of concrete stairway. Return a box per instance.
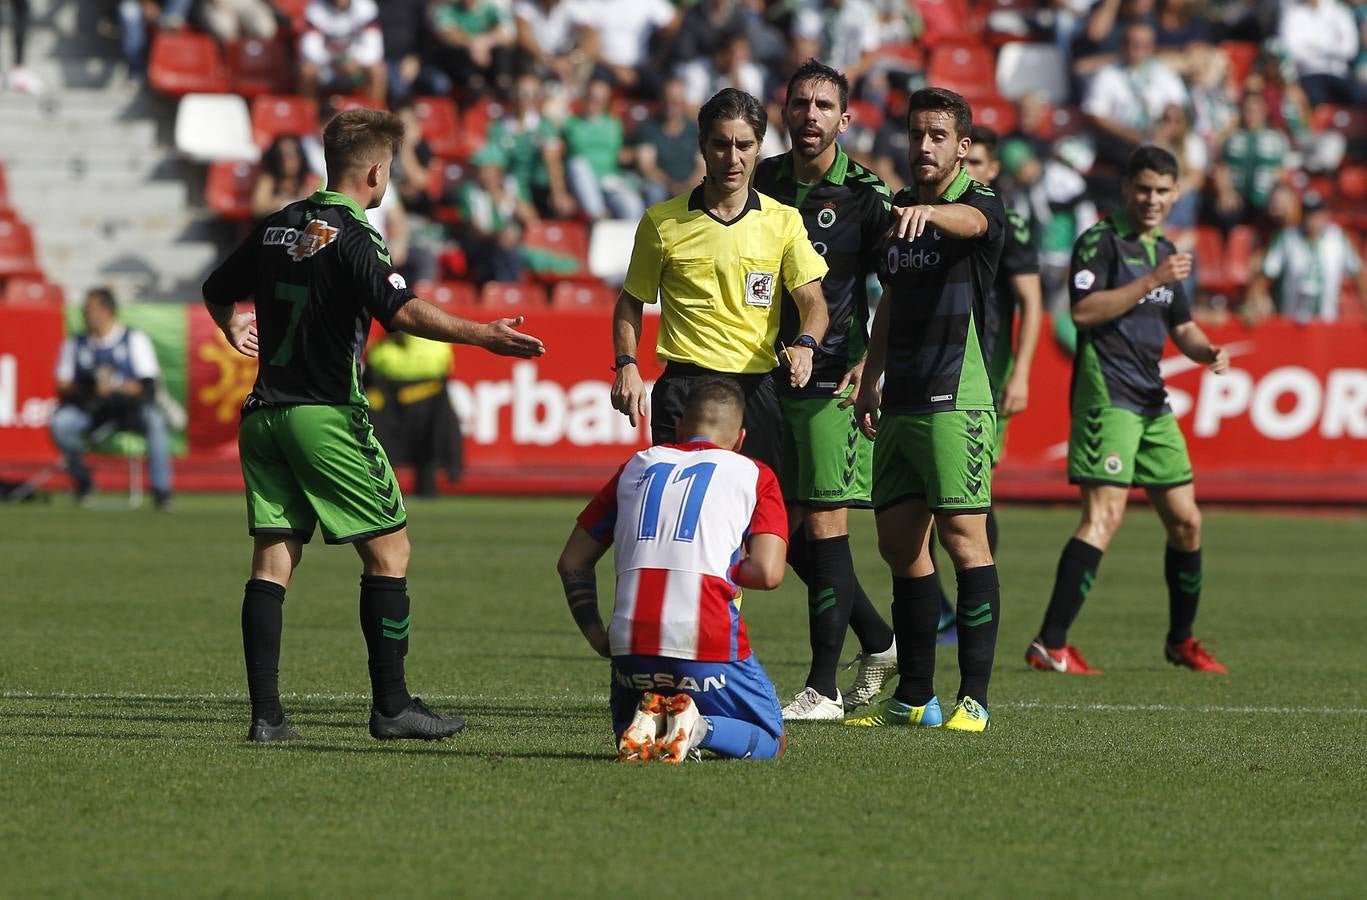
[0,0,228,303]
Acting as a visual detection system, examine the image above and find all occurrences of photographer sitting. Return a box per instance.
[50,288,174,509]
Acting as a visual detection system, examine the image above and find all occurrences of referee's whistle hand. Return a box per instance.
[486,316,546,358]
[611,366,647,426]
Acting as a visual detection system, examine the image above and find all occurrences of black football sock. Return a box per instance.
[928,540,954,626]
[1165,546,1202,645]
[848,581,896,654]
[803,536,858,699]
[359,575,412,717]
[890,574,941,706]
[241,579,285,725]
[987,508,1000,555]
[786,526,812,585]
[956,565,1001,705]
[1040,538,1104,649]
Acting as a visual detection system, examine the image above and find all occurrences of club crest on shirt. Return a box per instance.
[817,205,837,228]
[1074,268,1096,290]
[263,220,340,262]
[388,272,407,290]
[745,270,776,307]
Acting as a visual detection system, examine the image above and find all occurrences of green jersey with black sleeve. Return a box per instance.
[981,203,1040,393]
[878,168,1005,415]
[202,190,416,411]
[1068,211,1192,417]
[753,145,893,398]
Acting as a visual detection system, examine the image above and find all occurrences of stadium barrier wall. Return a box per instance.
[2,305,1364,503]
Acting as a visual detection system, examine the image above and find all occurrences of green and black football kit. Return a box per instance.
[981,204,1040,457]
[874,168,1005,514]
[1067,211,1193,488]
[203,190,416,543]
[754,145,891,508]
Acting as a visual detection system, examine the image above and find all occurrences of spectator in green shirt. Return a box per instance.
[563,77,645,222]
[430,0,514,96]
[479,73,576,218]
[1210,91,1291,231]
[632,77,704,206]
[458,147,539,283]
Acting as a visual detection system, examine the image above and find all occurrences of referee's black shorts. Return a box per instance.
[650,362,782,474]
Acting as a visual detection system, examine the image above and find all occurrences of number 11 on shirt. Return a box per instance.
[637,461,717,542]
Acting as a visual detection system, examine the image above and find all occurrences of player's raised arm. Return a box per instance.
[556,526,611,658]
[390,298,545,358]
[1072,251,1191,328]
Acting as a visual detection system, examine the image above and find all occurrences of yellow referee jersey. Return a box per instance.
[623,186,828,374]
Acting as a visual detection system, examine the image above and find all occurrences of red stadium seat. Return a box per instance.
[459,99,498,155]
[916,0,972,44]
[1224,225,1256,290]
[0,164,9,211]
[1219,41,1259,90]
[846,99,885,132]
[206,160,259,222]
[0,219,41,281]
[3,277,63,306]
[522,220,589,282]
[1035,104,1086,140]
[421,281,479,310]
[550,280,617,310]
[413,97,464,159]
[147,31,230,96]
[1337,165,1367,201]
[480,282,547,309]
[1312,105,1367,141]
[1195,226,1230,295]
[927,43,999,100]
[251,94,319,147]
[328,94,385,113]
[227,37,292,97]
[972,97,1018,136]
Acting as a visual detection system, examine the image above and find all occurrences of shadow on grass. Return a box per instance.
[250,743,609,762]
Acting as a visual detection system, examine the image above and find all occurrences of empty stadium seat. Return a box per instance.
[251,94,320,147]
[413,97,465,159]
[147,31,229,96]
[421,281,479,310]
[175,93,259,162]
[3,277,63,306]
[972,97,1018,136]
[481,282,547,309]
[227,37,292,97]
[916,0,972,44]
[0,219,41,281]
[1195,226,1231,295]
[928,43,999,100]
[995,42,1069,105]
[588,219,637,284]
[1220,41,1259,90]
[522,220,590,282]
[1313,105,1367,142]
[206,160,259,222]
[846,99,885,132]
[1224,225,1256,290]
[551,281,617,310]
[458,99,499,156]
[0,164,9,211]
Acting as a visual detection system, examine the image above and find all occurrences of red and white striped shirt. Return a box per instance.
[577,440,788,662]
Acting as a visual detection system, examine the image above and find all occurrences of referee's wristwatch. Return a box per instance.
[793,334,819,352]
[612,354,637,371]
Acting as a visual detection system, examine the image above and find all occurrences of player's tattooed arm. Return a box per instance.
[557,526,611,658]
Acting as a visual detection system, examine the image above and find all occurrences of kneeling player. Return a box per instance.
[556,378,789,762]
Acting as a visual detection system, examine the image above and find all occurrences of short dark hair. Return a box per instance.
[786,58,849,112]
[969,124,999,160]
[86,287,116,313]
[323,108,405,182]
[1124,145,1180,181]
[698,88,767,146]
[906,87,973,139]
[683,377,745,425]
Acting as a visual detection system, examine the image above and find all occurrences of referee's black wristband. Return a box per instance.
[613,354,637,371]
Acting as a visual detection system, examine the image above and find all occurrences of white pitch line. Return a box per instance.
[3,691,1365,716]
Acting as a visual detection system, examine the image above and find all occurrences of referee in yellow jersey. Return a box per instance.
[610,88,830,471]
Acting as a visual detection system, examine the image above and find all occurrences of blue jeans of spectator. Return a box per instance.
[566,157,644,222]
[118,0,191,75]
[386,59,453,104]
[51,402,173,495]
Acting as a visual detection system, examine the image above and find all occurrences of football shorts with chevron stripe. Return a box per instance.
[780,390,872,508]
[240,404,407,545]
[1067,406,1192,488]
[871,410,995,513]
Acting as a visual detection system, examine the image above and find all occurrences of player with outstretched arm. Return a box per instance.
[557,378,790,762]
[203,108,544,742]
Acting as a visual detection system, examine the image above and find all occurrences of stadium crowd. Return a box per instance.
[72,1,1367,325]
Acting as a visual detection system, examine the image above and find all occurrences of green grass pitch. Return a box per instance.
[2,496,1364,897]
